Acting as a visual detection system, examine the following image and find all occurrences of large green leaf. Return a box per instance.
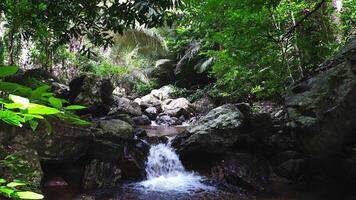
[0,186,15,197]
[9,95,30,109]
[0,66,18,77]
[15,191,44,199]
[0,179,6,184]
[28,103,60,115]
[7,182,26,188]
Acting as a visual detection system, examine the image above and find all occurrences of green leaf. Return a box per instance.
[64,105,87,110]
[9,95,30,109]
[0,110,25,127]
[29,120,39,131]
[4,103,23,109]
[0,186,15,197]
[15,191,44,199]
[0,66,18,77]
[0,82,32,96]
[48,97,62,109]
[7,182,26,188]
[0,179,6,184]
[28,103,60,115]
[30,85,50,99]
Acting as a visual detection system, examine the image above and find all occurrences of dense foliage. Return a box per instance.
[171,0,354,99]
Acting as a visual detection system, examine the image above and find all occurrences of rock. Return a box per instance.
[36,120,92,162]
[87,139,149,185]
[211,152,271,191]
[109,96,142,117]
[6,68,69,99]
[132,115,151,126]
[150,85,174,101]
[151,59,176,86]
[83,159,121,190]
[134,85,174,108]
[97,119,133,141]
[144,107,159,120]
[119,140,150,180]
[192,96,215,114]
[144,136,169,145]
[172,104,245,154]
[133,128,147,139]
[155,115,182,126]
[69,75,114,116]
[275,159,306,180]
[286,38,356,175]
[162,98,194,118]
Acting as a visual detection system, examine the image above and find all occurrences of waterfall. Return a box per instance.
[138,143,214,192]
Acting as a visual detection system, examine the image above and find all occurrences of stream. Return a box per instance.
[42,125,356,200]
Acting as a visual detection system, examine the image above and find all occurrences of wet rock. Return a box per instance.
[69,75,114,116]
[173,104,245,154]
[162,98,194,118]
[132,115,151,126]
[88,139,149,183]
[83,159,122,190]
[212,152,271,191]
[133,128,147,139]
[119,140,150,180]
[144,107,159,120]
[155,115,182,126]
[97,119,133,141]
[144,136,169,145]
[286,38,356,175]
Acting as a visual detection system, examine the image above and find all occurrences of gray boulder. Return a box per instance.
[162,98,194,118]
[109,96,142,117]
[97,119,133,141]
[286,38,356,176]
[172,104,245,154]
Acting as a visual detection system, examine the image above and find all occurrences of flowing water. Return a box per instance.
[42,125,356,200]
[134,143,215,192]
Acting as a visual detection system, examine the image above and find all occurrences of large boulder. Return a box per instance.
[108,96,142,117]
[286,38,356,177]
[172,104,245,154]
[83,139,149,190]
[96,119,133,141]
[162,98,194,118]
[69,75,114,116]
[211,152,271,191]
[36,120,92,162]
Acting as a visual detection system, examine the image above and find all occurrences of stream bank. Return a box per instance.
[0,38,356,200]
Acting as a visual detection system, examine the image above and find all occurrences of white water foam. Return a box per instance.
[137,144,214,192]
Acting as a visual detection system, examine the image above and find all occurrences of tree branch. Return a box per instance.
[282,0,326,40]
